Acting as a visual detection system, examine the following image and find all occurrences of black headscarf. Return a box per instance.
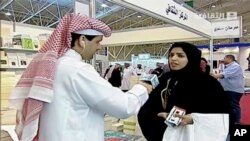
[201,57,211,74]
[138,42,230,141]
[168,42,202,79]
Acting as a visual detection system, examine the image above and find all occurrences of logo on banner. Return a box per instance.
[198,11,237,20]
[226,12,238,20]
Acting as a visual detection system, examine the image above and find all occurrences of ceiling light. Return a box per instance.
[137,15,142,18]
[211,5,216,8]
[101,4,108,7]
[5,12,11,16]
[243,29,247,32]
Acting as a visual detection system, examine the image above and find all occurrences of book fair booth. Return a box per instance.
[1,0,249,140]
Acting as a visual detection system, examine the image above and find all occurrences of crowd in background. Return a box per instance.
[103,62,170,91]
[8,12,246,141]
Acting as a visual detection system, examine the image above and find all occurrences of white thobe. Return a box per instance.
[38,49,148,141]
[135,68,145,76]
[163,114,229,141]
[121,67,134,90]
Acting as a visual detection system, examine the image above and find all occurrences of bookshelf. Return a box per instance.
[0,47,38,53]
[0,20,54,126]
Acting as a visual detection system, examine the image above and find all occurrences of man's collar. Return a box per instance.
[63,49,82,61]
[225,61,234,67]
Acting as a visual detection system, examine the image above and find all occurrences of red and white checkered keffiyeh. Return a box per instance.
[9,13,111,141]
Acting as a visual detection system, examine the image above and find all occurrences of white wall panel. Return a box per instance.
[102,26,206,46]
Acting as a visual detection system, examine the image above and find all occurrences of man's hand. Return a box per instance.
[139,81,153,94]
[210,72,216,78]
[210,73,223,79]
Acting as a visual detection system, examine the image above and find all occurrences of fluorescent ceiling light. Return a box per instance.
[101,4,108,7]
[5,12,11,16]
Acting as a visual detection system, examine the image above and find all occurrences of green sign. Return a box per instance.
[185,0,193,8]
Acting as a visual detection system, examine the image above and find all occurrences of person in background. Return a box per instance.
[138,42,230,141]
[200,57,210,74]
[103,65,113,79]
[218,60,225,73]
[105,64,115,81]
[211,54,245,124]
[246,53,250,71]
[108,63,122,88]
[135,64,144,76]
[151,62,164,77]
[162,63,170,73]
[9,13,152,141]
[121,63,134,92]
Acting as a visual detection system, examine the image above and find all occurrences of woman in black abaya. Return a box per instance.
[138,42,231,141]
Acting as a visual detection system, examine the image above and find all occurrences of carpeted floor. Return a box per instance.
[240,93,250,125]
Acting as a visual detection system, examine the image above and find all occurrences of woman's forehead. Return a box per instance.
[201,60,206,63]
[170,47,185,53]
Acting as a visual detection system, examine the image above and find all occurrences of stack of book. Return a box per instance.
[129,76,139,89]
[105,131,143,141]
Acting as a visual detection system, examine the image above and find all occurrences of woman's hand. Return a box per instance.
[174,114,193,125]
[157,112,193,126]
[157,112,169,119]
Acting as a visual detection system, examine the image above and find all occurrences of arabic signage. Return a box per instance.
[212,17,242,39]
[165,3,188,21]
[138,53,150,60]
[110,0,212,38]
[110,0,242,39]
[198,12,238,20]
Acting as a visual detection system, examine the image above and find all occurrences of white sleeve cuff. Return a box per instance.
[127,84,149,107]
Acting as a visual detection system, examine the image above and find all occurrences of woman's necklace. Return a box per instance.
[160,78,178,110]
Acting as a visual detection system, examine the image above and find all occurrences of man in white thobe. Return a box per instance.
[10,13,152,141]
[121,63,135,92]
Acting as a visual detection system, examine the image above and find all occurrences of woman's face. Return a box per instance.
[200,60,207,69]
[169,47,188,71]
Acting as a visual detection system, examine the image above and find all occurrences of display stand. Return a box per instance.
[107,0,242,67]
[0,1,245,140]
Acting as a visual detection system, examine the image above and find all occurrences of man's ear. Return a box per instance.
[78,35,85,48]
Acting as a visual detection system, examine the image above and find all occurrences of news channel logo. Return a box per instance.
[198,11,237,20]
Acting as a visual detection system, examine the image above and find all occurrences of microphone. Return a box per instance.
[139,74,159,89]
